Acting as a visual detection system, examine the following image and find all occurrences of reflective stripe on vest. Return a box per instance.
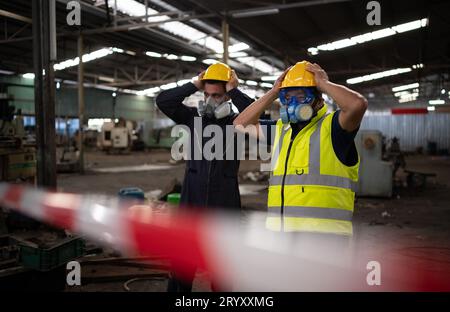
[269,174,357,191]
[267,206,353,221]
[265,216,353,235]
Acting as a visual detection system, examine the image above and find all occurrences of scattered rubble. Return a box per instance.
[241,171,269,182]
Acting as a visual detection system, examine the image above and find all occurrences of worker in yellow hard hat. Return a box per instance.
[155,62,253,292]
[234,61,368,237]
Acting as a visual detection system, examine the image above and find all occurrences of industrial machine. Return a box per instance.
[0,92,36,183]
[98,119,137,153]
[355,130,393,197]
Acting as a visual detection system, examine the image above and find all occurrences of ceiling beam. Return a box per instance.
[0,9,32,24]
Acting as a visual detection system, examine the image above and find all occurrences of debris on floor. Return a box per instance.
[241,171,269,182]
[239,184,267,196]
[145,189,163,200]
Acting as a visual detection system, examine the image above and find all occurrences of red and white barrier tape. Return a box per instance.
[0,182,449,291]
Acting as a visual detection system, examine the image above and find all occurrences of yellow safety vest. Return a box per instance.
[266,104,359,235]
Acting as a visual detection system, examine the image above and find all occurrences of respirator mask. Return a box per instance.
[279,87,316,124]
[198,95,232,119]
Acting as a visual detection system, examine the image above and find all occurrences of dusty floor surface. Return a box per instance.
[58,150,450,291]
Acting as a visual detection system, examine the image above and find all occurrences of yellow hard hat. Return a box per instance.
[281,61,316,88]
[201,62,231,82]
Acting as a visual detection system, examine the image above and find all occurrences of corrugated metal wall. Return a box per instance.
[1,76,154,121]
[360,113,450,151]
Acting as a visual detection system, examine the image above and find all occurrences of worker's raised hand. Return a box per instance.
[193,70,206,90]
[306,63,329,92]
[226,70,239,92]
[270,67,291,95]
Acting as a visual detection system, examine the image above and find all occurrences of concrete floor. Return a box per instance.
[58,150,450,291]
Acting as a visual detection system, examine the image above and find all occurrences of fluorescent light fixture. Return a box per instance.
[398,92,418,101]
[177,79,192,86]
[229,42,250,53]
[308,47,319,56]
[111,47,124,53]
[347,67,412,84]
[228,52,248,58]
[398,96,418,103]
[231,8,280,19]
[146,51,162,58]
[106,1,219,52]
[427,106,435,111]
[180,56,196,62]
[392,82,419,92]
[237,56,276,74]
[202,59,218,65]
[308,18,428,55]
[260,82,273,88]
[81,47,113,63]
[245,80,258,86]
[160,82,178,90]
[429,99,445,105]
[165,54,179,60]
[120,88,140,95]
[394,91,412,97]
[22,73,35,79]
[53,57,80,71]
[87,84,117,92]
[137,86,161,96]
[108,1,281,71]
[54,47,118,71]
[147,87,161,94]
[261,75,279,81]
[146,51,196,62]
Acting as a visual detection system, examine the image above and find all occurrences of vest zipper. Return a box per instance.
[280,137,294,231]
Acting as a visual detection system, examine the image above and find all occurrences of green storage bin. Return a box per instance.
[19,237,85,272]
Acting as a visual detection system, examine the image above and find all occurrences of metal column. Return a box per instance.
[221,19,229,64]
[78,34,85,174]
[32,0,57,188]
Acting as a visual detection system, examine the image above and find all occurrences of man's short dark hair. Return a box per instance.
[203,79,226,91]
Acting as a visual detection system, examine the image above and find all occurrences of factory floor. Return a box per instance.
[57,150,450,292]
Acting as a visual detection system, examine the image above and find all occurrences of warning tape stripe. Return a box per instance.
[1,182,449,291]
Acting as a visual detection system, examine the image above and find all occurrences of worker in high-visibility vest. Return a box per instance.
[234,61,368,236]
